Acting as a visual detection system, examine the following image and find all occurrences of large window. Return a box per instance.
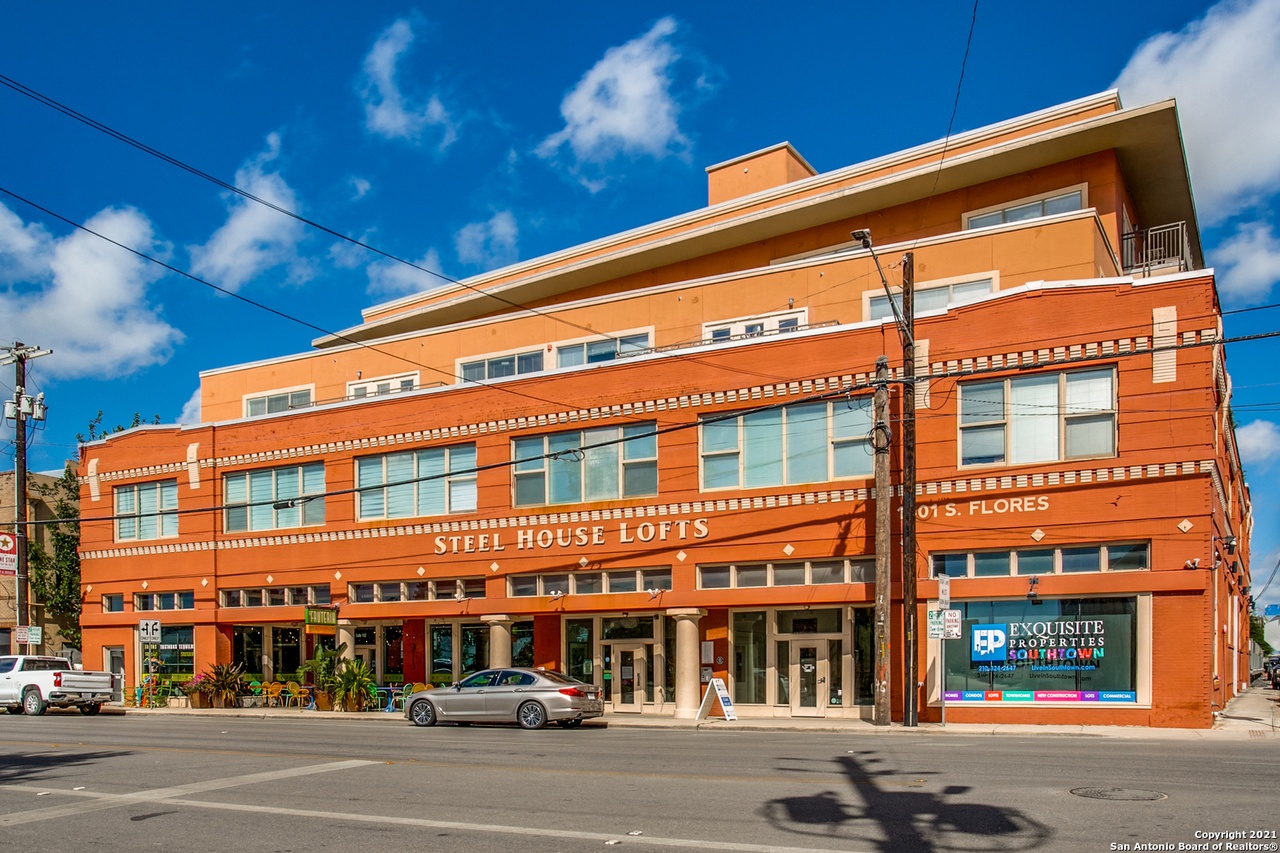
[701,399,872,490]
[869,278,992,322]
[115,480,178,541]
[461,350,544,382]
[357,444,477,519]
[959,368,1115,466]
[964,188,1084,230]
[245,388,311,417]
[224,463,325,532]
[513,424,657,507]
[556,333,649,368]
[941,597,1137,701]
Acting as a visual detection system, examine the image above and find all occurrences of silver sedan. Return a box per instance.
[405,667,603,729]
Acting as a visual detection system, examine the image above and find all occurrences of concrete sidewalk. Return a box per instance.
[108,685,1280,741]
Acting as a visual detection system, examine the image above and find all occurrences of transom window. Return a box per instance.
[964,187,1085,230]
[356,444,477,519]
[870,278,993,322]
[221,585,330,607]
[461,350,543,382]
[509,568,671,597]
[513,424,657,507]
[930,542,1148,578]
[960,368,1116,466]
[699,559,875,589]
[134,591,195,611]
[349,579,484,603]
[245,388,312,417]
[115,480,178,541]
[701,399,873,490]
[224,463,326,532]
[557,333,650,367]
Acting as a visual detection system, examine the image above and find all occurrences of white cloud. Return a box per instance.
[537,16,688,181]
[367,248,445,297]
[359,19,457,149]
[1113,0,1280,223]
[0,202,182,378]
[349,176,372,200]
[1237,420,1280,468]
[454,211,518,270]
[1212,221,1280,303]
[177,387,202,425]
[189,133,310,292]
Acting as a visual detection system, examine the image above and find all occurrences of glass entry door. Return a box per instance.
[790,643,828,717]
[608,642,649,712]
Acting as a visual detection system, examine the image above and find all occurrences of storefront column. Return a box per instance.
[482,615,514,668]
[261,626,274,682]
[667,608,707,719]
[336,624,356,664]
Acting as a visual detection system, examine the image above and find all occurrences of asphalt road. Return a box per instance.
[0,713,1276,853]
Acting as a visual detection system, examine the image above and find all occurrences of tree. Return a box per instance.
[1251,614,1274,657]
[28,464,82,649]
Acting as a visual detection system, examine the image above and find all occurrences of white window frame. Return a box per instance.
[512,423,658,508]
[554,328,653,368]
[703,310,808,343]
[243,385,315,418]
[958,367,1117,468]
[962,183,1089,231]
[347,371,420,399]
[356,444,478,520]
[114,479,178,541]
[929,542,1149,578]
[457,346,546,383]
[864,272,999,322]
[223,462,326,533]
[699,399,874,491]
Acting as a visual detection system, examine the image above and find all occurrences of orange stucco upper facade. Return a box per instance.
[192,90,1197,429]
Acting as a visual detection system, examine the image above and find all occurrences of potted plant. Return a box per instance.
[178,673,206,708]
[298,642,346,710]
[201,662,246,709]
[331,658,378,712]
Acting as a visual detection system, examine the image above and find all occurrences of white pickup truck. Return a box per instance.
[0,655,116,715]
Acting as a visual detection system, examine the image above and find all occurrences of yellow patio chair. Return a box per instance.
[264,681,284,708]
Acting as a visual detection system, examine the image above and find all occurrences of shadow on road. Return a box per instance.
[760,749,1051,852]
[0,749,133,786]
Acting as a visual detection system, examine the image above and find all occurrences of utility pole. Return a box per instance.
[872,355,892,726]
[2,342,52,654]
[900,252,918,727]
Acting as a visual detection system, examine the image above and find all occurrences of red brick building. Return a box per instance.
[79,91,1251,727]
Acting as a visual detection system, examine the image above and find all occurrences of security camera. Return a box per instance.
[851,228,872,247]
[1184,558,1200,569]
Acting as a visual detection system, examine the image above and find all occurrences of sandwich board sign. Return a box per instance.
[695,677,738,721]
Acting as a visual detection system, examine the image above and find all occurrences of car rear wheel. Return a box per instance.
[79,703,102,716]
[517,701,546,730]
[22,688,46,716]
[409,699,436,727]
[556,719,583,729]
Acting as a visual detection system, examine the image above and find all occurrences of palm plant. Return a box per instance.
[331,658,379,712]
[200,662,245,707]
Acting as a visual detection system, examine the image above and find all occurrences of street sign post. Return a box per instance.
[943,609,962,640]
[139,619,161,644]
[937,574,950,609]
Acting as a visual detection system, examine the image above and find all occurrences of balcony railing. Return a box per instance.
[1121,222,1192,276]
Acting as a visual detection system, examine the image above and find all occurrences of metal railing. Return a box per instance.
[1121,222,1191,276]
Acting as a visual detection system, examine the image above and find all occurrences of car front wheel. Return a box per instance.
[517,701,546,730]
[409,699,436,727]
[22,688,46,716]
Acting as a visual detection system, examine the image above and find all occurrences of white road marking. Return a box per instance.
[0,760,374,827]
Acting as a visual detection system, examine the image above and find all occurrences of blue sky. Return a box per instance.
[2,2,1279,632]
